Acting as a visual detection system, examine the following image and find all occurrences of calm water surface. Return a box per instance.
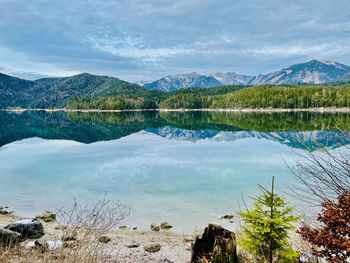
[0,111,349,232]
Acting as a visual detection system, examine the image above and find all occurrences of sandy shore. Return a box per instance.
[2,107,350,113]
[0,214,193,263]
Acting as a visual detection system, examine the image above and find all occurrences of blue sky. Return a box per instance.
[0,0,349,81]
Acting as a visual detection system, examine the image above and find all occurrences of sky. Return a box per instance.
[0,0,349,82]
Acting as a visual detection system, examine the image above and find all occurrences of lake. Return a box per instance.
[0,110,349,233]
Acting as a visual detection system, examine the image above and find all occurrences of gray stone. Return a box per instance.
[55,225,67,230]
[126,240,140,248]
[144,243,161,253]
[0,228,22,246]
[98,236,111,243]
[5,218,44,240]
[184,236,194,242]
[150,223,160,232]
[221,215,234,219]
[39,211,56,223]
[160,222,173,230]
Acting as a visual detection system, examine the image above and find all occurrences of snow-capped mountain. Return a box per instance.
[249,59,350,85]
[143,72,222,92]
[140,59,350,91]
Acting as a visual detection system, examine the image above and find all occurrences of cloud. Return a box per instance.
[0,0,349,81]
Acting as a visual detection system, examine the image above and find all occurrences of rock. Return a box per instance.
[119,225,127,230]
[229,220,234,223]
[98,236,111,243]
[0,210,9,215]
[27,240,63,250]
[0,206,3,210]
[55,225,67,230]
[150,223,160,232]
[184,236,194,242]
[191,223,238,263]
[160,222,173,230]
[37,211,56,223]
[126,240,140,248]
[221,215,234,220]
[144,243,161,253]
[133,227,137,230]
[0,228,22,246]
[5,218,44,240]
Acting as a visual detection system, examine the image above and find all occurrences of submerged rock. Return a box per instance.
[0,228,22,246]
[5,218,44,240]
[98,236,111,243]
[191,223,238,263]
[150,223,160,232]
[160,222,173,230]
[144,243,161,253]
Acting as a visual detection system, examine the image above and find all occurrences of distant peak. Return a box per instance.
[319,59,336,65]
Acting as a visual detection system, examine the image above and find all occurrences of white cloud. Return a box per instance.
[86,35,192,61]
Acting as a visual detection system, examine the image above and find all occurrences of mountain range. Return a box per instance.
[0,59,350,108]
[141,59,350,91]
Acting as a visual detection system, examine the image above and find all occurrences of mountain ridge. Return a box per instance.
[1,59,350,108]
[0,73,144,108]
[140,59,350,91]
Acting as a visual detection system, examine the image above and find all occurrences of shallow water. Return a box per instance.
[0,110,349,233]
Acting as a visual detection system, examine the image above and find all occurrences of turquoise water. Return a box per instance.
[0,111,349,232]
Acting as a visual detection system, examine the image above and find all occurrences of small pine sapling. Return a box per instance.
[237,177,300,263]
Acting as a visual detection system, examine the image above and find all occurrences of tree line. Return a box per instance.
[67,84,350,110]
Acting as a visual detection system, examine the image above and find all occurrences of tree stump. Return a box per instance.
[191,223,238,263]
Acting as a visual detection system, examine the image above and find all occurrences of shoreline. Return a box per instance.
[0,213,193,262]
[2,106,350,113]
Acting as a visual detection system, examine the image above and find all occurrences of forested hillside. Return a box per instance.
[0,73,144,108]
[67,85,244,109]
[68,84,350,110]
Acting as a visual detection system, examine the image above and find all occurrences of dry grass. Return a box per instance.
[0,196,130,263]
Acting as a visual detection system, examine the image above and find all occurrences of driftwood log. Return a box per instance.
[191,223,238,263]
